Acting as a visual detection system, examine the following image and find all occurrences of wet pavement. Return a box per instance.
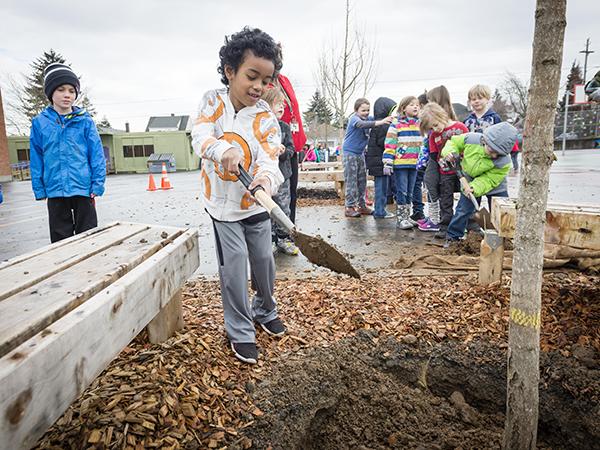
[1,149,599,277]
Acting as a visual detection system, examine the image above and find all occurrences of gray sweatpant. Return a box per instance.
[211,217,279,343]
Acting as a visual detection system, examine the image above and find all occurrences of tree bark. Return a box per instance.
[503,1,566,449]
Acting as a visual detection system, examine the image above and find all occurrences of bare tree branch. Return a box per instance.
[315,0,378,132]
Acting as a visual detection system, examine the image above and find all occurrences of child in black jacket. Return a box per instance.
[366,97,397,218]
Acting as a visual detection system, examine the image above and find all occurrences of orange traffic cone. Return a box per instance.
[160,163,173,190]
[147,173,157,191]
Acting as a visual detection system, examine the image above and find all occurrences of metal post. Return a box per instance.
[579,38,594,84]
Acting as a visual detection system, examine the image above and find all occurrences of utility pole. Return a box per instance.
[579,38,594,83]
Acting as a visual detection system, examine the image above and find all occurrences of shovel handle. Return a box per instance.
[237,164,296,233]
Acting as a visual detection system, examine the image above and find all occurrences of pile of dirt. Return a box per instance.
[245,332,600,450]
[444,230,483,255]
[296,187,343,207]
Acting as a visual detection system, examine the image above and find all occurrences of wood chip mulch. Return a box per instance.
[35,272,599,449]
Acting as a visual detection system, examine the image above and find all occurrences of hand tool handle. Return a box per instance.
[237,164,296,233]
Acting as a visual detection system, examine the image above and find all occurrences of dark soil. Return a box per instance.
[296,188,343,207]
[242,331,600,450]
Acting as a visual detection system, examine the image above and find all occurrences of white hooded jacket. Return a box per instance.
[191,88,283,222]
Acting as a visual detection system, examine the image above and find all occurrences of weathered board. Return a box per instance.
[0,223,199,450]
[298,169,345,183]
[300,161,343,171]
[491,197,600,250]
[0,226,184,358]
[0,222,149,301]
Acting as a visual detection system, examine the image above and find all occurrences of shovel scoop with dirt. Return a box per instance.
[237,164,361,279]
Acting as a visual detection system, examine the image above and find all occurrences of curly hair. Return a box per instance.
[217,27,283,86]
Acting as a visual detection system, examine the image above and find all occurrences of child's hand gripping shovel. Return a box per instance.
[237,164,360,279]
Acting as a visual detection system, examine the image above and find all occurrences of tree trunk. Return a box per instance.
[0,87,12,181]
[503,1,566,449]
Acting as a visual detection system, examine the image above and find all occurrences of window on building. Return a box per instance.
[134,145,144,157]
[123,145,133,158]
[17,149,30,162]
[143,144,155,157]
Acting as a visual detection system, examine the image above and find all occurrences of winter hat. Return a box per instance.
[483,122,518,156]
[43,63,80,100]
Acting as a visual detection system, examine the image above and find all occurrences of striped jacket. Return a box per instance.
[382,116,423,169]
[191,88,283,222]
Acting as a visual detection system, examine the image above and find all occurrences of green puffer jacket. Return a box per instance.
[440,133,511,197]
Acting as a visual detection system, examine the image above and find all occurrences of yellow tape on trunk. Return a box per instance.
[509,308,541,329]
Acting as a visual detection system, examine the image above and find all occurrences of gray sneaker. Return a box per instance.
[277,238,299,255]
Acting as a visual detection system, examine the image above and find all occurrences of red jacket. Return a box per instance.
[278,74,306,152]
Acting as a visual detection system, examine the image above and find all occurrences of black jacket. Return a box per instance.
[278,120,295,180]
[366,97,396,177]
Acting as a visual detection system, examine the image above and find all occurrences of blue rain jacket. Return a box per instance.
[30,106,106,200]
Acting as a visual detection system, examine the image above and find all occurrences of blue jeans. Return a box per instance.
[373,175,390,217]
[412,168,425,215]
[394,168,417,205]
[447,191,508,240]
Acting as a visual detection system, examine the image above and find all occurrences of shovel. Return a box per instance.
[237,164,361,279]
[447,159,492,230]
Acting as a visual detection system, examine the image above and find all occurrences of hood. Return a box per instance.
[483,122,518,156]
[373,97,396,120]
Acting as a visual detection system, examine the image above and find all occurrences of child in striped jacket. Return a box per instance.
[383,96,423,229]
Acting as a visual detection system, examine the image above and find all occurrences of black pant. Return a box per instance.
[289,152,299,224]
[47,196,98,243]
[439,173,460,226]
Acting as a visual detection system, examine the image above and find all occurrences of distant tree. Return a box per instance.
[303,90,333,125]
[97,115,112,129]
[3,49,96,135]
[558,60,585,110]
[500,72,529,123]
[23,49,67,121]
[316,0,377,134]
[492,89,513,121]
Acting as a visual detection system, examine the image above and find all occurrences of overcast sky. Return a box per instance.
[1,0,599,133]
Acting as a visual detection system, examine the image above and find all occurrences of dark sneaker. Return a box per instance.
[345,207,361,218]
[259,318,286,337]
[230,342,258,364]
[357,205,374,215]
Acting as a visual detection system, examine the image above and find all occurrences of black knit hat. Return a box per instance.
[43,63,80,100]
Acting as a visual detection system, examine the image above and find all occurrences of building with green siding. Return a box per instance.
[7,128,200,176]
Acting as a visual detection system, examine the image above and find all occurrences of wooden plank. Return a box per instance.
[298,170,345,183]
[491,197,600,250]
[0,226,184,358]
[146,289,184,343]
[300,162,342,171]
[478,232,505,285]
[0,223,149,301]
[0,222,118,271]
[0,229,199,450]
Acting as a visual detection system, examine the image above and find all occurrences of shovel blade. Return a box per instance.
[292,230,361,279]
[474,207,493,230]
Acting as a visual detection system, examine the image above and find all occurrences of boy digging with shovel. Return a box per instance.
[440,122,517,248]
[191,27,285,364]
